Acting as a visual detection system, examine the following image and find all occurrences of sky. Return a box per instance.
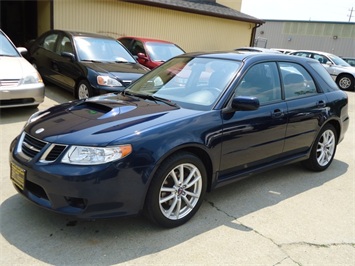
[241,0,355,22]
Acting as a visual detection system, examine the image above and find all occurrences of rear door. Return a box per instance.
[51,34,80,90]
[219,62,287,179]
[280,62,328,156]
[32,32,60,82]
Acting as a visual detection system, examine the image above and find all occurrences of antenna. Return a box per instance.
[348,7,354,22]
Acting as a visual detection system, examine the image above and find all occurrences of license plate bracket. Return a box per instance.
[10,163,26,190]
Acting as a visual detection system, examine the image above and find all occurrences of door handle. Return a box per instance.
[271,109,284,118]
[317,101,326,108]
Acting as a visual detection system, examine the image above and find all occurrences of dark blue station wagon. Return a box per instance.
[10,52,349,228]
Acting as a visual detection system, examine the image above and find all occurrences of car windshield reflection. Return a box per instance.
[75,37,136,63]
[145,42,185,61]
[328,54,351,67]
[126,57,241,110]
[0,34,19,56]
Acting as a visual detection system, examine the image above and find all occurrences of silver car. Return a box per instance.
[290,50,355,91]
[0,29,44,108]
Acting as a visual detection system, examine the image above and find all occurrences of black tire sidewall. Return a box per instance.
[337,74,354,91]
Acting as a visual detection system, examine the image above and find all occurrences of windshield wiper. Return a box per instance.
[81,59,104,63]
[123,91,179,107]
[115,60,133,63]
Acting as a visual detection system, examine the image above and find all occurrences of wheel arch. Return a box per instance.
[335,72,354,83]
[324,119,341,144]
[146,145,214,196]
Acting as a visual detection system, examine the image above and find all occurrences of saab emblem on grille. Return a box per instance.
[35,128,44,134]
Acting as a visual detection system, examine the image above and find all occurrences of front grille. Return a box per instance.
[0,79,20,87]
[22,133,47,159]
[18,133,67,163]
[40,144,67,162]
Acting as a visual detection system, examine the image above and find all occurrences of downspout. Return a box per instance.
[250,23,262,47]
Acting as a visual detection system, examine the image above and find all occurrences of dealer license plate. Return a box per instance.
[10,163,25,190]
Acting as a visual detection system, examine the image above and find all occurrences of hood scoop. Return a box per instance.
[69,100,137,120]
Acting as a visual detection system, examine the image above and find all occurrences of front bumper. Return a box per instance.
[9,137,149,219]
[0,83,44,108]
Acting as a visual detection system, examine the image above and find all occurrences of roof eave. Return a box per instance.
[121,0,264,24]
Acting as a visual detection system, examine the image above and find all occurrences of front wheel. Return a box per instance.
[145,152,207,228]
[76,80,93,99]
[302,124,337,171]
[337,74,354,91]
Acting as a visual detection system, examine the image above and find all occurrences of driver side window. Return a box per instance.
[235,62,281,105]
[131,41,145,56]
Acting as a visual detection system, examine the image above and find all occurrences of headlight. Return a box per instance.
[62,144,132,165]
[21,71,43,84]
[97,75,122,86]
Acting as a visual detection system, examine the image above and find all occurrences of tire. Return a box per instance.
[302,124,337,171]
[76,80,93,99]
[337,74,354,91]
[145,152,207,228]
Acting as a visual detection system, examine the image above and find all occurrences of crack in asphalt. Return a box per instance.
[205,200,353,266]
[279,242,355,248]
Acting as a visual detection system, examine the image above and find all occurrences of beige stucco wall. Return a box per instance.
[52,0,253,52]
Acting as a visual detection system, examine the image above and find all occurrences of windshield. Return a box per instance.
[0,33,19,57]
[75,37,136,63]
[145,42,185,61]
[329,54,351,67]
[125,56,241,110]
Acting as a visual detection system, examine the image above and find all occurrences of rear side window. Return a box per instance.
[41,33,58,52]
[309,62,339,91]
[280,62,317,99]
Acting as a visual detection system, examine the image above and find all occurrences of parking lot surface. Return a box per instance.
[1,85,354,265]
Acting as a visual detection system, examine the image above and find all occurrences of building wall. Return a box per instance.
[37,0,51,35]
[255,21,355,57]
[52,0,253,52]
[217,0,242,11]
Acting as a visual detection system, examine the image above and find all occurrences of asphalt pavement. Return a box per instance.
[1,85,354,265]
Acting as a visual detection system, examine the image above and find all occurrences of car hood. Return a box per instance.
[25,93,198,146]
[81,61,148,78]
[0,56,36,80]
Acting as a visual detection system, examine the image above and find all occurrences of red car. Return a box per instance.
[118,36,185,69]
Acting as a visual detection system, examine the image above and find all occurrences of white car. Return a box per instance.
[0,29,44,108]
[290,50,355,91]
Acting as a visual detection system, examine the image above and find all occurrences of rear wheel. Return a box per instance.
[337,74,354,91]
[302,124,337,171]
[76,80,93,99]
[145,152,207,228]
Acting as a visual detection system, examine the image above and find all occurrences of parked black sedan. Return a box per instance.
[10,51,349,228]
[26,30,149,99]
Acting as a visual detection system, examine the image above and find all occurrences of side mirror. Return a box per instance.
[61,52,75,61]
[223,96,260,114]
[137,52,148,61]
[17,47,28,55]
[326,61,333,67]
